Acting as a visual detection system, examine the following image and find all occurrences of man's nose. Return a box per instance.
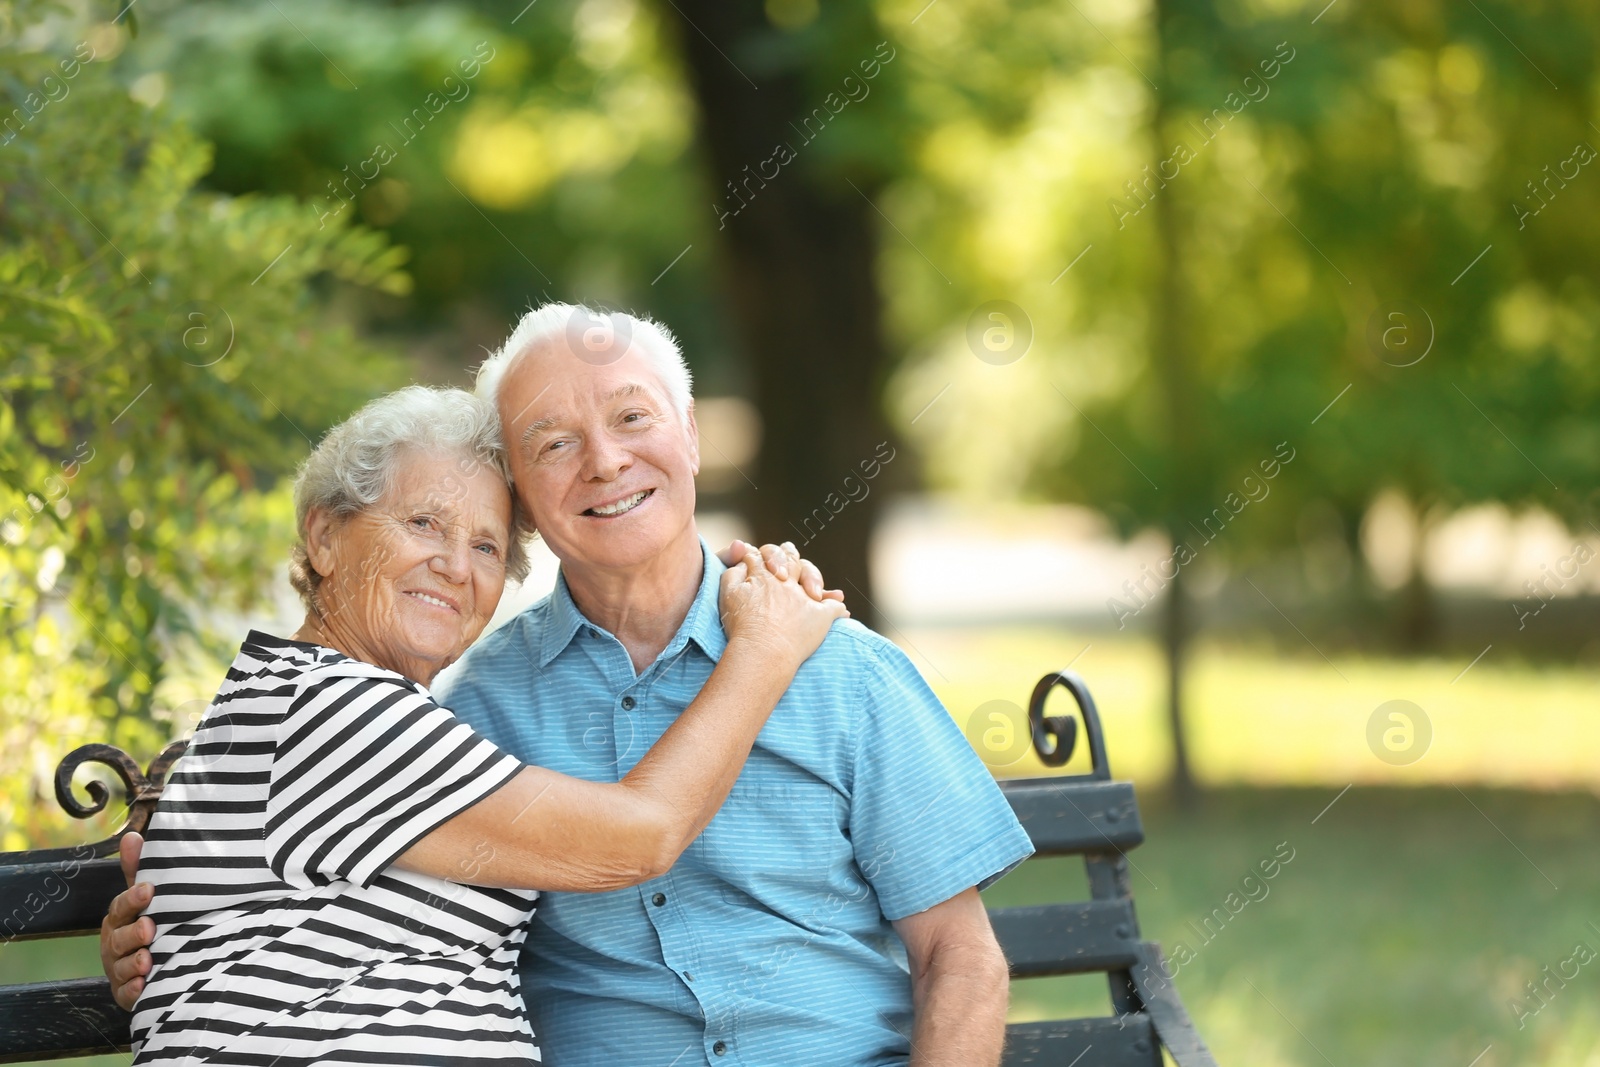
[582,431,631,482]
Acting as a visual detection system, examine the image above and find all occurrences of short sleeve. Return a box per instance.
[265,671,525,889]
[849,640,1035,921]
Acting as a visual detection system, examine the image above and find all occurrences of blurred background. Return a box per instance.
[4,0,1600,1062]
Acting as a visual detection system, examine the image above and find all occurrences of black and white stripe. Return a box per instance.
[133,631,538,1065]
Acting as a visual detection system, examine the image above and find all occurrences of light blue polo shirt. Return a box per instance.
[437,540,1033,1066]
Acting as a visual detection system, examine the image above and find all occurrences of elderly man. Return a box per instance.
[105,303,1033,1066]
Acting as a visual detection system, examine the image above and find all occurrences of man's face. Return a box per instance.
[496,339,700,572]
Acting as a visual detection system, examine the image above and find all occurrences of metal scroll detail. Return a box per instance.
[52,740,190,839]
[1027,669,1118,778]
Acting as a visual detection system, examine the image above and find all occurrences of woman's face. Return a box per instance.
[306,449,512,683]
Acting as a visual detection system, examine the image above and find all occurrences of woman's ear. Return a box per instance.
[303,506,340,579]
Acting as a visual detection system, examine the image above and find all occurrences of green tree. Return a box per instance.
[120,0,708,340]
[0,0,408,846]
[1086,0,1600,787]
[891,0,1600,792]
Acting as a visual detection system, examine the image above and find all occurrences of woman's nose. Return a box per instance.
[430,537,472,582]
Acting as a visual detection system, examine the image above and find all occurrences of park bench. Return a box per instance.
[0,670,1214,1065]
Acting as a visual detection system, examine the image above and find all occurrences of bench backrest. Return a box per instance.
[0,673,1213,1065]
[993,671,1213,1066]
[0,741,185,1061]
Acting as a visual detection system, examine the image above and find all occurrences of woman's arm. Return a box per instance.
[393,544,847,892]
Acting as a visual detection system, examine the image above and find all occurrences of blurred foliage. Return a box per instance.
[0,0,409,846]
[106,0,918,384]
[887,0,1600,564]
[113,0,727,379]
[878,0,1600,783]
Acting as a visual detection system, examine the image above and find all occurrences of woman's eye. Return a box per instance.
[410,516,434,530]
[474,542,500,557]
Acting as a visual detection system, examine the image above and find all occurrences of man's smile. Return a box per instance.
[584,488,654,517]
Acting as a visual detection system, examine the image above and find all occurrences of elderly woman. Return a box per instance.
[123,386,846,1064]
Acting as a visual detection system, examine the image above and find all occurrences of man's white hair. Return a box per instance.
[475,302,694,420]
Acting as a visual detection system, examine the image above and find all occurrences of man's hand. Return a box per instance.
[892,887,1011,1067]
[99,832,155,1011]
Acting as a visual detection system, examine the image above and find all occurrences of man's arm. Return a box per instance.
[100,832,155,1011]
[892,887,1012,1067]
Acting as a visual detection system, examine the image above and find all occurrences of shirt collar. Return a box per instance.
[536,537,726,669]
[536,570,591,670]
[673,539,729,664]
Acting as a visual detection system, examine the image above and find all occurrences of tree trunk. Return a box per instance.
[662,3,892,627]
[1151,0,1200,802]
[1398,514,1436,651]
[1162,562,1196,803]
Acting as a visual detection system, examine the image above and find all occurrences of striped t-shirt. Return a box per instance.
[133,630,539,1065]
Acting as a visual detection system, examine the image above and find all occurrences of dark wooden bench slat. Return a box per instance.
[991,901,1139,977]
[999,779,1145,856]
[0,861,124,941]
[1003,1014,1163,1067]
[0,979,130,1063]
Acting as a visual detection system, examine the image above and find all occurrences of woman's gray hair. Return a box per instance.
[288,385,530,610]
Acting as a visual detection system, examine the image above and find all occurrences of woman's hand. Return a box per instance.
[717,540,845,604]
[719,540,849,666]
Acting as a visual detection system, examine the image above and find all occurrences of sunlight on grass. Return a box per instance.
[907,624,1600,792]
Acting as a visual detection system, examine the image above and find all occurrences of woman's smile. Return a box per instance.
[403,589,461,613]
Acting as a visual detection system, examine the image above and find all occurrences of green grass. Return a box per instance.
[982,785,1600,1067]
[909,624,1600,792]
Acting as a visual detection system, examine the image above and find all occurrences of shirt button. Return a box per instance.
[712,1040,726,1056]
[651,892,666,907]
[621,695,636,710]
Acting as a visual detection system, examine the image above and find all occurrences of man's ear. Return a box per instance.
[303,506,340,579]
[512,487,540,540]
[684,400,701,477]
